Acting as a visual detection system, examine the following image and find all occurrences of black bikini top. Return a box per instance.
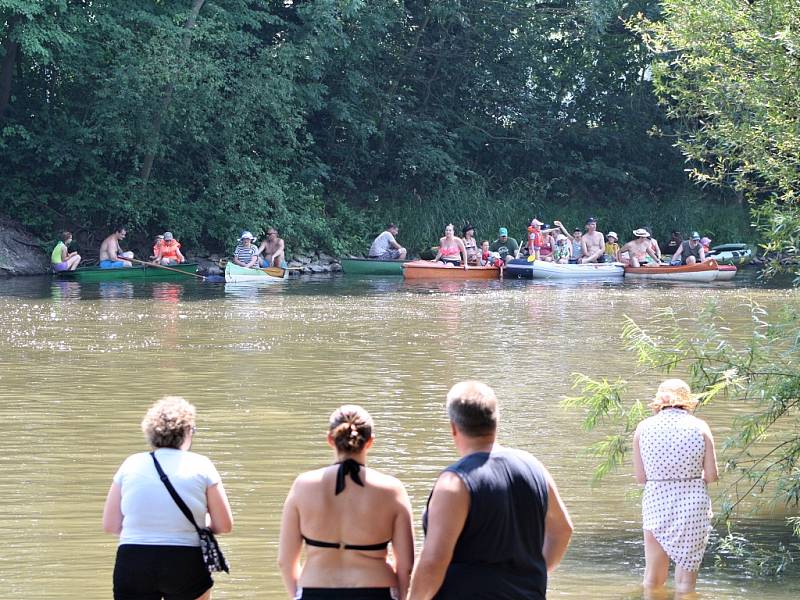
[301,459,390,551]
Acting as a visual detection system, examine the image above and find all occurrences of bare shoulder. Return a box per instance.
[365,468,409,496]
[292,466,329,491]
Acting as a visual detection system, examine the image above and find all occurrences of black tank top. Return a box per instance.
[423,446,549,599]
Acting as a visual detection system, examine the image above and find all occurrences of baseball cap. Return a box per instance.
[163,231,174,241]
[499,227,508,236]
[691,231,701,240]
[586,217,597,224]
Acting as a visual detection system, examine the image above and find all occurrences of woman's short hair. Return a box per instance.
[446,381,498,437]
[61,231,72,242]
[141,396,196,448]
[329,405,373,453]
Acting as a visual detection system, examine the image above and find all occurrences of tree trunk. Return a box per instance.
[139,0,206,186]
[0,19,21,120]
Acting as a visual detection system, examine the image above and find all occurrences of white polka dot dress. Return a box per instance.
[639,407,712,571]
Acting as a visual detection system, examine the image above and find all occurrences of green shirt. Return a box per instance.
[489,237,519,260]
[51,241,66,264]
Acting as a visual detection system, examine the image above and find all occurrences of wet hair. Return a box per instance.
[61,231,72,242]
[446,381,498,438]
[329,404,373,453]
[141,396,196,449]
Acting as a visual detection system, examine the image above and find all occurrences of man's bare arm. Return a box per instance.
[407,472,469,600]
[542,468,573,573]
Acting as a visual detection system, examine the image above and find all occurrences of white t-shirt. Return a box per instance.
[368,231,396,257]
[113,448,221,546]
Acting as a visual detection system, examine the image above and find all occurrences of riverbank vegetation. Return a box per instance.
[565,0,800,571]
[1,1,752,257]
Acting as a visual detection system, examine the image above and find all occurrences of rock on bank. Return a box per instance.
[0,219,49,276]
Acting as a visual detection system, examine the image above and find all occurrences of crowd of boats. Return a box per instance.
[52,242,751,284]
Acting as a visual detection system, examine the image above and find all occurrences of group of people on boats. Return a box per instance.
[367,218,717,270]
[104,378,716,599]
[50,225,290,272]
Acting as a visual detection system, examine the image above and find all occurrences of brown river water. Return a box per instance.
[0,272,797,599]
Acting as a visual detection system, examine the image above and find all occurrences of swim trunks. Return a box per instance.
[100,260,126,269]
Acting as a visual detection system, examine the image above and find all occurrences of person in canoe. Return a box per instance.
[671,231,706,266]
[258,226,287,268]
[580,217,605,264]
[153,231,185,265]
[539,224,557,262]
[232,231,259,268]
[51,231,82,272]
[99,226,133,269]
[646,227,662,263]
[552,221,583,263]
[664,231,683,255]
[525,219,544,261]
[150,234,164,260]
[368,223,407,261]
[620,228,661,267]
[433,223,469,269]
[604,231,620,262]
[553,234,572,264]
[462,223,480,266]
[489,227,520,264]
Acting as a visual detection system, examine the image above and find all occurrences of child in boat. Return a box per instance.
[151,234,164,260]
[526,219,543,260]
[553,234,571,264]
[480,241,502,267]
[604,232,620,262]
[154,232,185,265]
[51,231,82,272]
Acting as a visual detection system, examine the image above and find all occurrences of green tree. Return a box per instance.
[631,0,800,277]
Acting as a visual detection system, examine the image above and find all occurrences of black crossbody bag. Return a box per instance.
[150,452,230,574]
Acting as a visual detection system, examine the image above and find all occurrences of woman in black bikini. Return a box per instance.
[278,405,414,600]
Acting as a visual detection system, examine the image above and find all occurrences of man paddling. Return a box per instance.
[99,226,133,269]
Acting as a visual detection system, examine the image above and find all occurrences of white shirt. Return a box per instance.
[368,231,396,257]
[113,448,221,546]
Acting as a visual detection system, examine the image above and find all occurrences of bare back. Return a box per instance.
[290,465,411,588]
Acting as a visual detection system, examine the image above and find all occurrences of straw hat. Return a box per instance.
[648,378,698,410]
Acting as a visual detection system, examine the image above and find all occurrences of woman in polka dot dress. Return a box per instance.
[633,379,719,594]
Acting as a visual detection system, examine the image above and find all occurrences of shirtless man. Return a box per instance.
[99,226,133,269]
[580,217,605,264]
[620,228,661,267]
[258,227,286,268]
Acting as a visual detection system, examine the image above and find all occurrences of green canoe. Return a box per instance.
[340,257,408,275]
[55,262,199,282]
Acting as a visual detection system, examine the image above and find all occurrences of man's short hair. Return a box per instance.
[446,381,498,437]
[387,223,398,230]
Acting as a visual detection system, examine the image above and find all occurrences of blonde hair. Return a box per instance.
[446,380,498,437]
[648,379,698,411]
[141,396,196,448]
[329,405,373,453]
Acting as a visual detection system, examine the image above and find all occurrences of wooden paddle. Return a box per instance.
[119,255,208,280]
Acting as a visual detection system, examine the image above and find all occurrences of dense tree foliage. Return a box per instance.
[632,0,800,277]
[0,0,747,257]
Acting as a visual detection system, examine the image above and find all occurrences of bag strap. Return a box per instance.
[150,451,202,533]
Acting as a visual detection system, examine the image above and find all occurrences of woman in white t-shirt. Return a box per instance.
[103,396,233,600]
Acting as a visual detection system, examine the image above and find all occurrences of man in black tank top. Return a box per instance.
[408,381,574,600]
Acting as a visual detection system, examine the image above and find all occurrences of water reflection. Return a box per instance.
[98,280,134,300]
[50,279,82,301]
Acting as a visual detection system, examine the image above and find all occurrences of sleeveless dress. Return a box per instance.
[639,408,712,571]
